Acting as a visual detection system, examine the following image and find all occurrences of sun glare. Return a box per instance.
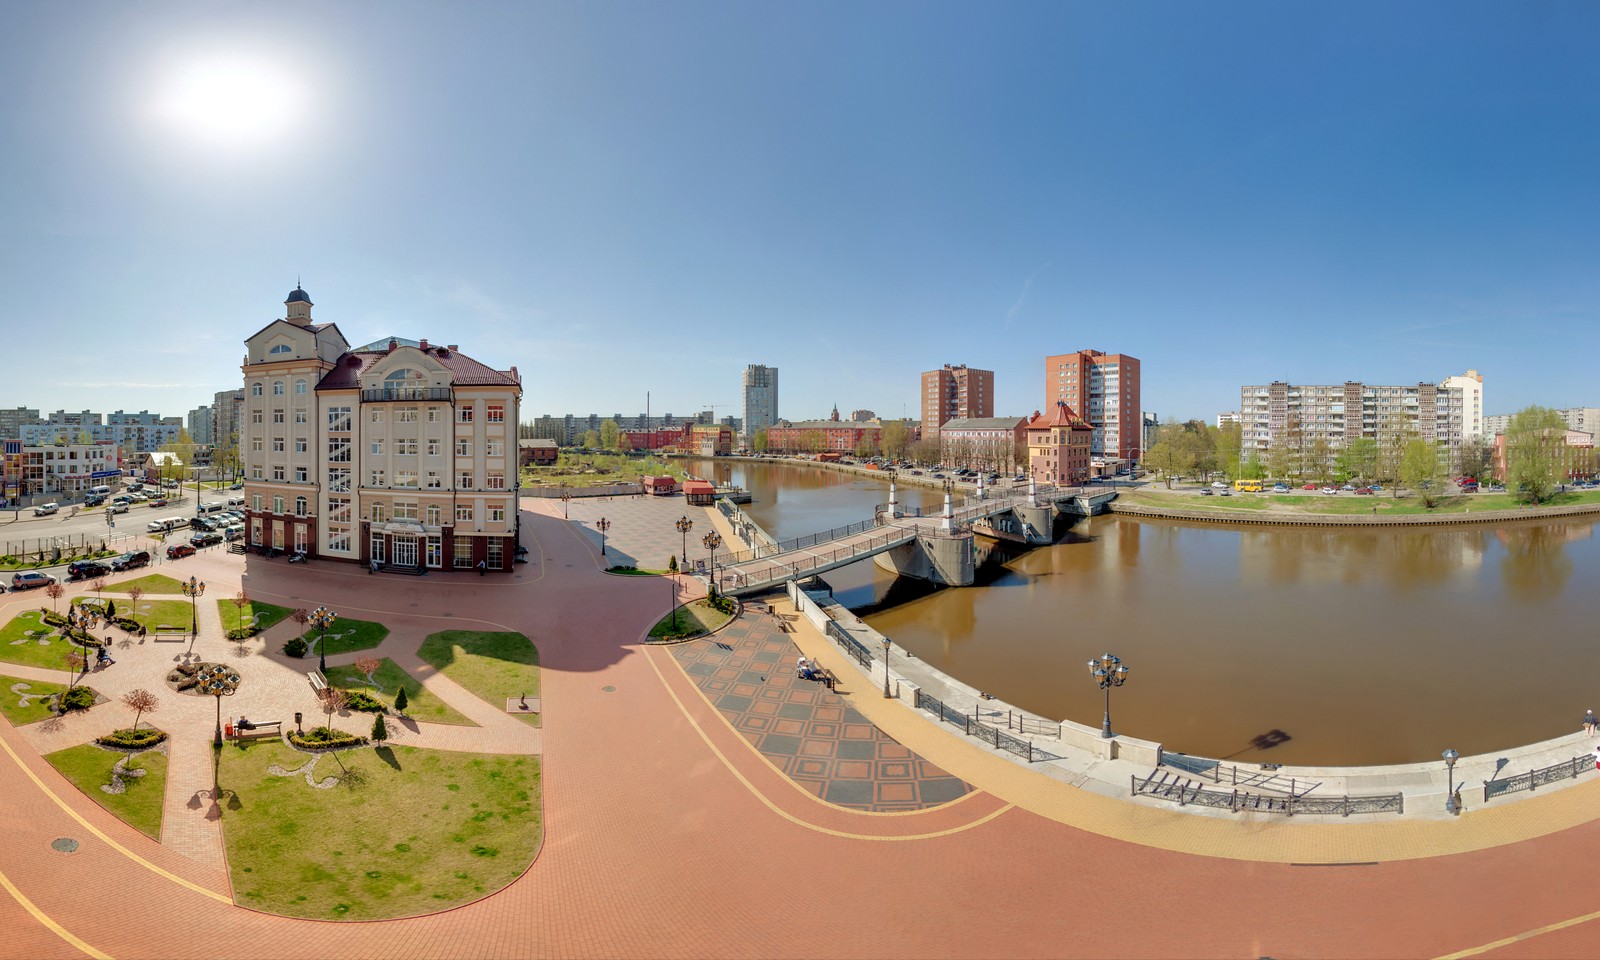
[152,56,303,149]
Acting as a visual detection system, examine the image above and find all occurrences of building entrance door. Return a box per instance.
[393,536,418,568]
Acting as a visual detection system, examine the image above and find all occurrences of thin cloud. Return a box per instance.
[1004,261,1050,326]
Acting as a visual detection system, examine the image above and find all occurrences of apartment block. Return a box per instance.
[242,285,522,571]
[742,364,779,440]
[921,364,994,436]
[0,407,42,440]
[1440,370,1485,440]
[1239,372,1482,459]
[1044,350,1141,463]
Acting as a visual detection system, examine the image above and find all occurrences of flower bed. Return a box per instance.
[96,728,168,749]
[288,726,368,751]
[341,690,385,713]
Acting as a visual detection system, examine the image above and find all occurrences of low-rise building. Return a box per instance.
[1026,402,1093,486]
[1492,429,1596,482]
[518,438,558,467]
[19,441,121,497]
[937,417,1028,473]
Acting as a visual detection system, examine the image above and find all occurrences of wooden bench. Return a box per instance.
[232,719,282,741]
[307,671,327,693]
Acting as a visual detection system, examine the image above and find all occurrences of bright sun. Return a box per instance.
[152,56,303,149]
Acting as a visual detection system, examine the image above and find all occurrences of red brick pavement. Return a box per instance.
[0,500,1599,957]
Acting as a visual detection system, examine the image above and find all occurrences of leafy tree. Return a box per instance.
[1307,438,1335,484]
[1214,422,1242,480]
[393,686,409,714]
[45,582,64,614]
[1505,405,1568,504]
[581,429,600,449]
[371,713,388,744]
[1338,437,1379,482]
[879,421,909,460]
[599,419,621,451]
[354,656,382,692]
[1241,450,1266,480]
[1376,414,1415,489]
[1401,439,1442,507]
[751,430,769,453]
[1455,436,1495,481]
[1143,441,1179,487]
[1266,437,1295,483]
[854,435,876,458]
[121,689,159,730]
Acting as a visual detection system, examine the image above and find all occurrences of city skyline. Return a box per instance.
[8,4,1600,422]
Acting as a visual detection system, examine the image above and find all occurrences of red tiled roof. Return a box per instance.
[1025,401,1090,430]
[683,480,715,494]
[315,342,519,391]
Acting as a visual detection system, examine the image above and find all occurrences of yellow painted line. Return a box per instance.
[0,731,231,904]
[642,644,1013,840]
[648,642,985,817]
[0,864,112,959]
[1436,908,1600,959]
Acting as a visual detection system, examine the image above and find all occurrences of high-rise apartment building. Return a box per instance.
[212,389,244,454]
[1439,370,1485,440]
[920,364,994,436]
[1239,373,1480,461]
[742,365,779,441]
[187,406,213,446]
[1484,407,1600,439]
[241,285,522,571]
[1043,350,1141,463]
[0,407,41,440]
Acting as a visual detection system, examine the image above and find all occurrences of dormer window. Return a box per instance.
[269,344,293,355]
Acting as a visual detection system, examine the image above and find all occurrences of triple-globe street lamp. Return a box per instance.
[197,662,241,748]
[1087,652,1130,739]
[182,576,206,645]
[702,530,722,591]
[310,605,337,673]
[596,517,611,556]
[676,515,694,567]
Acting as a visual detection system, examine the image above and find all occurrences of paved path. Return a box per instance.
[0,494,1599,957]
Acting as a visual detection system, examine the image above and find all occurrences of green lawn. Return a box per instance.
[45,743,168,839]
[105,573,187,595]
[216,600,292,634]
[323,659,473,726]
[0,675,70,725]
[0,611,85,670]
[1122,488,1600,518]
[649,598,733,639]
[521,451,681,489]
[302,617,389,657]
[418,631,540,711]
[110,598,197,632]
[219,741,541,920]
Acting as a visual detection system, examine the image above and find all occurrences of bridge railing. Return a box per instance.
[720,516,887,565]
[726,527,920,588]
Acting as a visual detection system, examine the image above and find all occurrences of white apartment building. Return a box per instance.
[241,286,523,571]
[17,441,120,497]
[1217,411,1241,429]
[1240,372,1481,461]
[1439,370,1485,440]
[742,364,779,441]
[1484,407,1600,439]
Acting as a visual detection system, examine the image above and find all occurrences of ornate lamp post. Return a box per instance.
[197,662,241,747]
[596,517,611,556]
[676,515,693,566]
[310,605,337,673]
[702,530,722,589]
[1443,748,1460,815]
[881,637,892,699]
[1086,652,1130,739]
[182,576,206,644]
[68,608,100,675]
[561,488,571,519]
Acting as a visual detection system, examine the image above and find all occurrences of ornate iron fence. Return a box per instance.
[824,621,874,669]
[1483,755,1595,803]
[1132,772,1403,816]
[916,691,1040,762]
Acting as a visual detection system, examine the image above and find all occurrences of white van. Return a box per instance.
[222,523,244,541]
[89,485,111,497]
[227,496,246,507]
[33,503,59,516]
[146,517,188,533]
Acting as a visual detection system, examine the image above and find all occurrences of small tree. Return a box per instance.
[1401,438,1442,507]
[126,585,144,621]
[106,598,116,620]
[667,555,678,574]
[393,686,409,715]
[371,713,388,744]
[64,650,86,692]
[233,591,252,631]
[319,685,348,730]
[354,656,382,692]
[121,688,160,730]
[45,582,65,615]
[92,577,107,601]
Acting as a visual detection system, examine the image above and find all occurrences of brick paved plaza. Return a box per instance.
[0,494,1598,958]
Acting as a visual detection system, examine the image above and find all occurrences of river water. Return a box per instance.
[689,459,1598,765]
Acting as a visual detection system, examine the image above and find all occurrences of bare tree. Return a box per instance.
[92,577,107,602]
[126,585,144,621]
[232,590,251,632]
[45,582,65,615]
[64,650,87,691]
[353,657,382,692]
[318,685,349,731]
[120,689,160,730]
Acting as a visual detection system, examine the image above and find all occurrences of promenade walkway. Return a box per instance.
[0,494,1599,957]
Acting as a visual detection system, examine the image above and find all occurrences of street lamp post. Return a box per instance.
[881,637,892,699]
[197,662,241,748]
[1086,652,1130,739]
[310,605,337,674]
[702,531,722,591]
[182,576,206,647]
[1443,748,1460,815]
[561,488,571,520]
[596,517,611,555]
[676,515,693,566]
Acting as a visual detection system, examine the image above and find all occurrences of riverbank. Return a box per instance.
[1112,487,1600,526]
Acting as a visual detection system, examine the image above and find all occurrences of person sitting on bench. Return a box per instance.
[97,648,114,666]
[237,716,255,731]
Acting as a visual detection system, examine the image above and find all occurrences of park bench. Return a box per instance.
[307,671,327,693]
[230,719,282,742]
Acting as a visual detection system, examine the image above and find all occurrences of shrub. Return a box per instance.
[42,610,67,627]
[282,636,308,658]
[114,618,140,632]
[342,690,384,713]
[60,687,95,712]
[174,661,200,677]
[96,728,167,749]
[289,726,367,750]
[393,687,408,713]
[371,713,388,743]
[707,594,737,615]
[227,627,260,641]
[176,678,198,692]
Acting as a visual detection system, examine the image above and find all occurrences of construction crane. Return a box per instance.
[702,402,731,424]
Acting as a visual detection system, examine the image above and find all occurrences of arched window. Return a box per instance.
[272,381,285,396]
[294,379,307,395]
[294,496,308,516]
[269,344,292,355]
[250,382,263,397]
[385,368,424,381]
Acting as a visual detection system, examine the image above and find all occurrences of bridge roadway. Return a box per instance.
[710,484,1100,596]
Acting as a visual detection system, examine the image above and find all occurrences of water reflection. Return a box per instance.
[688,460,1600,764]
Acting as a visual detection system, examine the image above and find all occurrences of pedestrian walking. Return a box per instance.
[1585,709,1597,737]
[476,559,486,576]
[1594,743,1600,771]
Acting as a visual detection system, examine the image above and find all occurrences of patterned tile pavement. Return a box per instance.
[669,607,972,812]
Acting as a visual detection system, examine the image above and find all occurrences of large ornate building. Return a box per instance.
[241,286,523,571]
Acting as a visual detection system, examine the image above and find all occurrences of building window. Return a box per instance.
[458,407,474,423]
[251,382,263,397]
[394,501,418,520]
[295,467,308,482]
[273,381,284,396]
[269,344,291,355]
[370,469,386,486]
[371,440,384,456]
[453,536,473,568]
[486,439,504,457]
[371,409,385,424]
[251,438,263,452]
[327,528,351,553]
[426,471,441,489]
[295,438,307,453]
[273,410,285,424]
[251,410,263,424]
[272,495,284,514]
[486,471,505,489]
[295,410,307,424]
[426,504,441,526]
[294,496,307,516]
[328,440,351,463]
[371,532,385,564]
[295,379,307,394]
[272,466,285,481]
[397,407,418,423]
[397,438,417,456]
[489,504,505,522]
[251,494,263,511]
[457,471,473,489]
[487,404,504,423]
[427,439,441,456]
[327,407,351,432]
[455,440,472,457]
[456,505,473,523]
[427,407,441,422]
[372,502,387,522]
[395,470,417,488]
[328,498,351,523]
[250,517,263,545]
[272,438,285,453]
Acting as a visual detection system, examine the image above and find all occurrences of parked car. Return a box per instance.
[1370,484,1384,492]
[1199,487,1214,496]
[1219,488,1232,497]
[111,495,133,505]
[1321,486,1339,495]
[1354,487,1375,495]
[67,560,110,580]
[191,531,224,547]
[166,543,196,559]
[128,492,148,502]
[11,571,57,590]
[1272,484,1290,493]
[33,502,59,516]
[147,498,169,508]
[106,502,129,515]
[1340,483,1355,491]
[84,495,105,507]
[229,482,244,491]
[1302,483,1317,490]
[110,550,152,571]
[1210,481,1227,489]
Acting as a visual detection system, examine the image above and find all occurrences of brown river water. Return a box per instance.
[689,460,1597,765]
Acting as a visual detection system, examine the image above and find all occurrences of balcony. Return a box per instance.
[361,386,453,403]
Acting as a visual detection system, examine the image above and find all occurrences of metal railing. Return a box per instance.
[719,516,886,565]
[917,691,1041,762]
[725,527,920,590]
[1159,752,1319,796]
[1483,755,1595,803]
[824,621,874,669]
[1133,770,1403,816]
[359,387,453,402]
[1,532,132,564]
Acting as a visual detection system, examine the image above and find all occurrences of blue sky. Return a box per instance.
[5,1,1600,426]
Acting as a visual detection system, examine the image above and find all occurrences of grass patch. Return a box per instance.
[605,566,668,576]
[649,598,733,640]
[323,659,473,727]
[418,631,540,711]
[302,617,389,657]
[219,741,541,920]
[0,611,85,670]
[45,744,168,839]
[215,600,292,634]
[520,451,682,489]
[105,574,187,595]
[0,675,70,724]
[113,598,195,632]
